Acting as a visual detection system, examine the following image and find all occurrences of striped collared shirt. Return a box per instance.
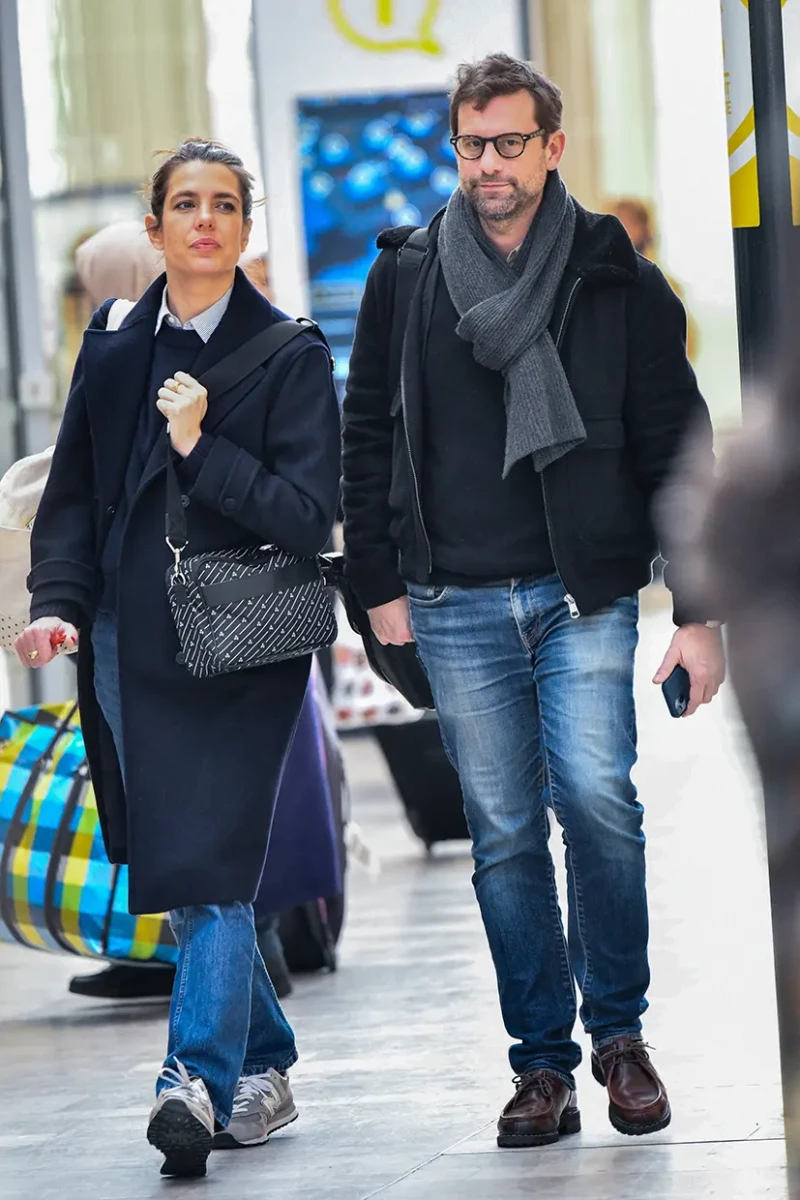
[154,284,233,343]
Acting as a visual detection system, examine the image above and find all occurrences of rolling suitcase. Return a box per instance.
[373,714,470,850]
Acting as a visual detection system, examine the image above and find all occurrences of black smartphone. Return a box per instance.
[662,665,691,718]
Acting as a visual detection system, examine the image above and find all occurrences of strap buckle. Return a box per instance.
[166,536,188,581]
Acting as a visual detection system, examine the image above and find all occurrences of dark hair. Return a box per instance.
[146,139,255,230]
[449,53,563,140]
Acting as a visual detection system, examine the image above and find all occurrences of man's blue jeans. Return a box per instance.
[407,575,648,1089]
[91,612,297,1127]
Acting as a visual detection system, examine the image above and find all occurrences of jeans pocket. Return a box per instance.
[405,582,451,607]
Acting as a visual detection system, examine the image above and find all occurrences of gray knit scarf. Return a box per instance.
[438,170,585,475]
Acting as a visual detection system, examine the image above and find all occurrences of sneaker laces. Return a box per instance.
[232,1072,281,1116]
[158,1060,207,1103]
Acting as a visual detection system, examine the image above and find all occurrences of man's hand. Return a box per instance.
[157,371,208,458]
[16,617,79,669]
[368,596,414,646]
[653,624,726,717]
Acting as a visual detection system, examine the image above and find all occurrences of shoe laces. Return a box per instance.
[512,1071,558,1102]
[601,1040,655,1070]
[158,1060,208,1105]
[232,1071,281,1116]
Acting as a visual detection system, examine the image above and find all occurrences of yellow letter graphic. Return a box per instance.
[326,0,443,56]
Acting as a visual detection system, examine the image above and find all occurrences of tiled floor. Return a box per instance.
[0,611,789,1197]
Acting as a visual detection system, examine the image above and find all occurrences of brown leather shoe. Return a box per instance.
[591,1037,671,1136]
[497,1070,581,1148]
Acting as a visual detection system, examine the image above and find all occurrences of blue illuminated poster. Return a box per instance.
[296,90,458,392]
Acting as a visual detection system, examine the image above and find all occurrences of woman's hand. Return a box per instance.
[157,371,208,458]
[16,617,79,669]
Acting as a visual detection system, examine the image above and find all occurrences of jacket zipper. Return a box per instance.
[400,334,433,575]
[542,276,583,619]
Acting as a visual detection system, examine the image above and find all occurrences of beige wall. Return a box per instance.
[529,0,602,210]
[51,0,211,190]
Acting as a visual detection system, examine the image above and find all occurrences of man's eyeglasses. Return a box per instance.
[450,130,548,161]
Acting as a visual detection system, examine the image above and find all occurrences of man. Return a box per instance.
[342,53,725,1147]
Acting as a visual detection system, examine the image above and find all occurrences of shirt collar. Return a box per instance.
[154,284,233,343]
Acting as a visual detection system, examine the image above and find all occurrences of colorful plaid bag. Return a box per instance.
[0,702,177,963]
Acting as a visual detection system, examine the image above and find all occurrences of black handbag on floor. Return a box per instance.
[165,320,338,679]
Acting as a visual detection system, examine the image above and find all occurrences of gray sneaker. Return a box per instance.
[147,1061,215,1177]
[213,1069,298,1149]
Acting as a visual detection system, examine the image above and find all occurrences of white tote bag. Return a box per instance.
[0,299,135,651]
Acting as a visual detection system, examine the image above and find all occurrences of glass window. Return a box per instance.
[16,0,265,416]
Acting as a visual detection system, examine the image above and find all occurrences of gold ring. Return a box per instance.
[28,650,38,660]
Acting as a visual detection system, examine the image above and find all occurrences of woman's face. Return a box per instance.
[146,160,251,279]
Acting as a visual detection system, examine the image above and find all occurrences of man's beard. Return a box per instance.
[464,176,540,223]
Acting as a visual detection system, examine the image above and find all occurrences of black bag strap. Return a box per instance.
[388,226,429,398]
[166,318,332,553]
[198,318,332,398]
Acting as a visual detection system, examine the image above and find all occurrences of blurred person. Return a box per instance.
[342,53,725,1149]
[75,220,165,308]
[16,139,340,1178]
[240,247,272,299]
[606,198,698,362]
[59,223,164,393]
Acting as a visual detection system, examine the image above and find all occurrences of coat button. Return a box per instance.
[175,652,186,665]
[222,498,236,513]
[106,505,116,517]
[181,494,190,508]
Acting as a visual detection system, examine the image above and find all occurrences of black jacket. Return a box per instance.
[341,205,712,624]
[29,269,341,914]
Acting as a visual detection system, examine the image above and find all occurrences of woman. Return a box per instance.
[16,140,341,1179]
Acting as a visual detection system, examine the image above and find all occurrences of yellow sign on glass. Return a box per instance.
[326,0,443,55]
[721,0,761,228]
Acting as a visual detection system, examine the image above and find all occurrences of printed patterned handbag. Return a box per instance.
[164,317,338,679]
[0,702,177,962]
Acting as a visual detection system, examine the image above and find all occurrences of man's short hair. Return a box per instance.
[449,53,563,140]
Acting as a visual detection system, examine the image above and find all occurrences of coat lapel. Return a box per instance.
[82,275,165,499]
[191,269,279,434]
[83,269,278,500]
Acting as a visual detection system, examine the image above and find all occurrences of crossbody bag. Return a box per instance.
[165,319,338,679]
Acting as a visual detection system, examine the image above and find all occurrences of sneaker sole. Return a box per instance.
[497,1106,582,1149]
[212,1105,299,1150]
[147,1101,213,1177]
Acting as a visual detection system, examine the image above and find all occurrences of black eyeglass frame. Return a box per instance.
[449,129,549,161]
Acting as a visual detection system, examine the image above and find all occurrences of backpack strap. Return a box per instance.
[388,227,429,398]
[105,298,136,331]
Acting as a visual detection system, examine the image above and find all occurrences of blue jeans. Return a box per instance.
[407,575,648,1088]
[91,612,297,1126]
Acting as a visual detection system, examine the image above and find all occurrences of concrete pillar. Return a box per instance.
[528,0,603,210]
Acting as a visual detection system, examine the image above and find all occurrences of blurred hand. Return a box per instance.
[16,617,79,669]
[157,371,208,457]
[368,596,414,647]
[653,624,726,717]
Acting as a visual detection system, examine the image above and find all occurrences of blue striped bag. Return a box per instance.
[0,702,177,963]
